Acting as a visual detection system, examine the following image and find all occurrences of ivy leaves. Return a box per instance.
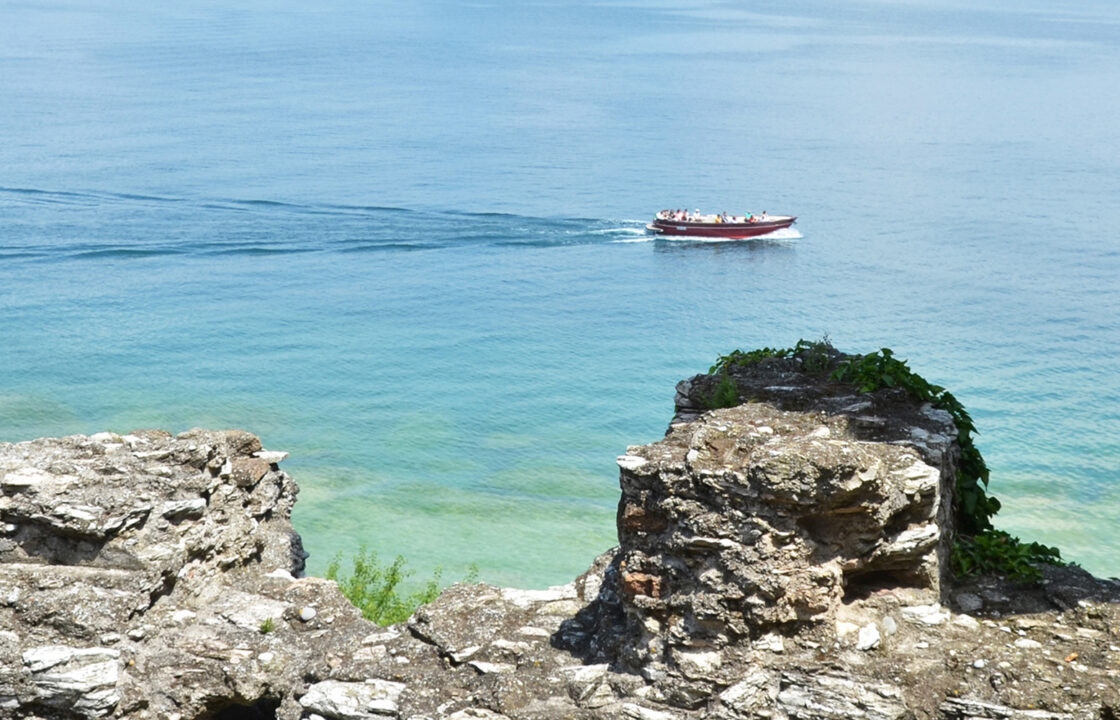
[707,340,1064,582]
[829,348,997,534]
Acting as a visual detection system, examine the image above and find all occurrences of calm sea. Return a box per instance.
[2,0,1119,586]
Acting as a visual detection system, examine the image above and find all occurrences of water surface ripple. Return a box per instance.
[2,0,1118,585]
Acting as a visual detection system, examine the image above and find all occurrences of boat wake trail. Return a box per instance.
[595,225,652,243]
[1,186,730,259]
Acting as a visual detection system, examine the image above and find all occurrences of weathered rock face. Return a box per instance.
[3,360,1120,720]
[595,399,956,674]
[0,429,316,718]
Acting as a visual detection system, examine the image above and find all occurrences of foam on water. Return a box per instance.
[652,227,802,243]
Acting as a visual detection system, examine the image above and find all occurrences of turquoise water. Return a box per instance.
[2,0,1119,585]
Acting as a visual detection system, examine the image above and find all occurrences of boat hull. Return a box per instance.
[646,216,796,239]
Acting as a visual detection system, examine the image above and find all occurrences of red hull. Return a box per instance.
[646,216,796,239]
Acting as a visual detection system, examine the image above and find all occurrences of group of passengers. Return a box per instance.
[658,209,769,223]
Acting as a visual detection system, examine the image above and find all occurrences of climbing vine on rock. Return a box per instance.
[708,340,1064,582]
[828,347,999,534]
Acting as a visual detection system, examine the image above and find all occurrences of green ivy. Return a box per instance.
[828,347,999,534]
[709,338,830,374]
[951,530,1062,583]
[706,340,1064,581]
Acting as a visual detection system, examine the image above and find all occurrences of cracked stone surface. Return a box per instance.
[3,358,1120,719]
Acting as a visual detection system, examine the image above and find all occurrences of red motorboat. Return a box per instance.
[646,210,796,239]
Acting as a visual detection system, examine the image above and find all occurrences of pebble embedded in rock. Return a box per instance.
[857,624,881,651]
[299,607,317,622]
[952,614,980,630]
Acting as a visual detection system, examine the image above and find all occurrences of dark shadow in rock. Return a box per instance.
[4,525,108,566]
[201,696,280,720]
[552,552,632,671]
[950,564,1120,617]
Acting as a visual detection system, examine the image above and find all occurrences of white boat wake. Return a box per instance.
[595,224,654,243]
[589,225,645,234]
[759,227,802,240]
[658,227,803,242]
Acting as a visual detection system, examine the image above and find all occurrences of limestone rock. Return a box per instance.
[573,398,957,675]
[856,623,881,650]
[299,679,405,719]
[776,671,908,719]
[3,357,1120,720]
[22,645,120,718]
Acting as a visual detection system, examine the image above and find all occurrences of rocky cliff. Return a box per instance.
[2,358,1119,719]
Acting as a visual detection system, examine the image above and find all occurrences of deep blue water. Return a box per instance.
[2,0,1119,585]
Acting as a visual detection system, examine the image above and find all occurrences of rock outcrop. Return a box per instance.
[2,356,1119,719]
[555,399,955,683]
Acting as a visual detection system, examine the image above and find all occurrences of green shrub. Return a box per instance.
[709,338,833,375]
[326,547,444,626]
[258,617,276,634]
[798,337,834,375]
[702,372,740,410]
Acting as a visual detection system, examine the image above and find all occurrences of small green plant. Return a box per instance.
[709,346,793,374]
[258,617,276,634]
[702,372,740,410]
[798,336,833,375]
[709,338,832,376]
[952,530,1062,583]
[326,547,445,626]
